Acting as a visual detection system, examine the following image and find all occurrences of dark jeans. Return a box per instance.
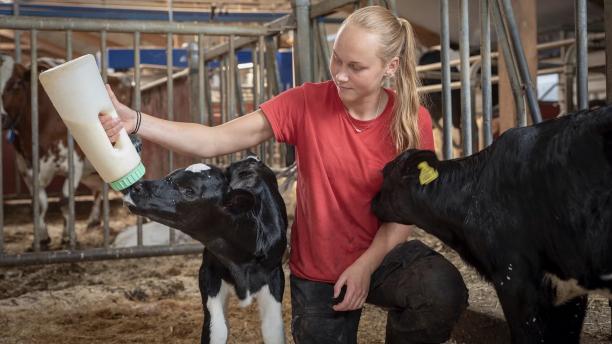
[290,240,468,344]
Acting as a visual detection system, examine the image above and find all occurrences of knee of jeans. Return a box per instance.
[420,259,469,321]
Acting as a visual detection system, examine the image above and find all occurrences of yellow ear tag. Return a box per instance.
[417,161,438,185]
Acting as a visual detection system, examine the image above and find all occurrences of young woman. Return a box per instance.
[101,6,468,343]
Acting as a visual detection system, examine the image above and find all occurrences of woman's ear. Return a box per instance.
[385,56,400,77]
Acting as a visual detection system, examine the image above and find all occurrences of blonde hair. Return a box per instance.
[342,6,421,153]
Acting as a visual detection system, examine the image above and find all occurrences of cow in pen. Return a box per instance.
[0,54,132,249]
[123,156,287,344]
[372,106,612,343]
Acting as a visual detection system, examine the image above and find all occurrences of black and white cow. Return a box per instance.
[372,106,612,343]
[0,54,132,249]
[123,156,287,344]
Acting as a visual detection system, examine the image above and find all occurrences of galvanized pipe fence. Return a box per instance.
[0,1,354,266]
[0,0,596,266]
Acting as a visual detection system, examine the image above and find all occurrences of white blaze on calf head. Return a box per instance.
[186,163,211,173]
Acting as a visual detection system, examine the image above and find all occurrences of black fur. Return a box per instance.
[125,156,287,344]
[372,106,612,343]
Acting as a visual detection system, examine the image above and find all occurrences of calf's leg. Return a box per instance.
[199,259,230,344]
[256,267,285,344]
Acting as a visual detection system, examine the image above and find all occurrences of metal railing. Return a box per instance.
[0,0,355,266]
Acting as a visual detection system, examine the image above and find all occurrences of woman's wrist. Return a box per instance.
[131,110,142,135]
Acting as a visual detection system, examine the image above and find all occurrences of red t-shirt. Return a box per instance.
[260,80,434,283]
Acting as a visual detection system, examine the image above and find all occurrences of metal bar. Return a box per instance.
[0,16,273,36]
[265,36,280,96]
[228,35,237,119]
[606,0,612,104]
[65,30,76,250]
[140,68,188,92]
[13,8,21,198]
[387,0,398,15]
[418,75,500,94]
[134,31,143,246]
[564,45,577,113]
[100,30,110,248]
[13,1,21,63]
[166,32,176,246]
[317,19,332,81]
[416,33,605,74]
[198,33,207,126]
[166,33,174,169]
[0,243,204,267]
[440,0,453,160]
[459,0,472,156]
[256,36,267,162]
[202,14,294,63]
[481,0,493,147]
[499,0,542,123]
[310,0,356,18]
[575,0,588,110]
[491,0,526,127]
[235,55,245,117]
[31,29,41,252]
[295,0,313,84]
[257,35,266,106]
[204,61,213,129]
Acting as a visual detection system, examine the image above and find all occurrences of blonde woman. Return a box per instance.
[101,6,467,343]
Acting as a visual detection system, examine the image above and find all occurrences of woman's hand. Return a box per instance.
[99,84,137,143]
[332,259,373,311]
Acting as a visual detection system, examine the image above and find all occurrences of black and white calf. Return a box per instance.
[372,107,612,343]
[123,157,287,344]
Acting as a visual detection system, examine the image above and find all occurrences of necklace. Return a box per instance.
[343,91,384,133]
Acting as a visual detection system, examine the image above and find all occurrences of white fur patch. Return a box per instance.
[123,193,135,206]
[600,273,612,281]
[247,156,260,162]
[256,285,285,344]
[206,280,231,344]
[545,273,612,305]
[185,163,211,173]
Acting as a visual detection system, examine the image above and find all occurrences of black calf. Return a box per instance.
[372,107,612,343]
[124,156,287,344]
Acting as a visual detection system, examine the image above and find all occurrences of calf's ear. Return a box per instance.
[224,189,255,213]
[402,149,439,170]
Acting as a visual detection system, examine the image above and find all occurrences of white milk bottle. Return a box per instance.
[39,54,145,191]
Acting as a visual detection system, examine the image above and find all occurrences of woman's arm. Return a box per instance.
[333,222,412,311]
[100,84,274,159]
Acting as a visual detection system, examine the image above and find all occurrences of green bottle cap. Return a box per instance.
[110,162,145,191]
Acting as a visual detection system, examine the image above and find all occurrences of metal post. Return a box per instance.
[258,35,266,106]
[440,0,453,160]
[606,0,612,104]
[295,0,313,84]
[460,0,472,156]
[134,31,143,246]
[66,30,76,250]
[316,19,332,81]
[198,33,207,125]
[30,29,41,251]
[13,1,21,196]
[575,0,588,110]
[499,0,542,123]
[166,31,176,246]
[257,35,267,162]
[13,1,21,63]
[491,0,526,127]
[100,30,110,249]
[481,0,493,146]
